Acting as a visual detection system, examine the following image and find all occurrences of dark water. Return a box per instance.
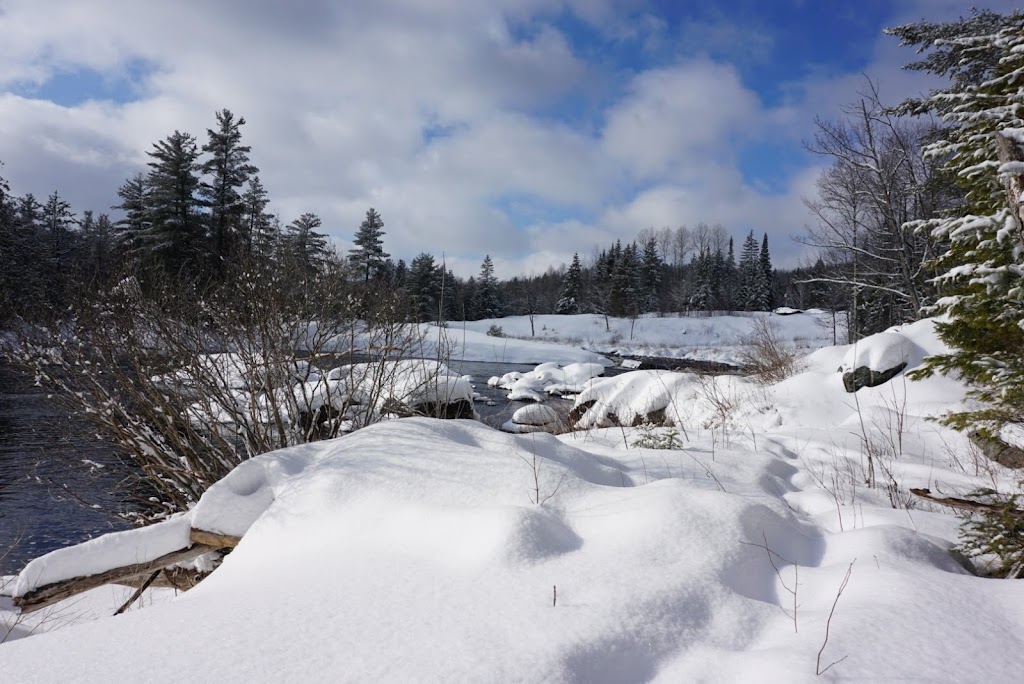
[0,358,620,575]
[0,362,130,575]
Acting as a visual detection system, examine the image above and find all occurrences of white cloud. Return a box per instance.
[2,0,1010,280]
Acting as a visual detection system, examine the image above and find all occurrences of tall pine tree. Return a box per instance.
[143,130,205,275]
[348,208,389,282]
[201,109,258,272]
[475,254,501,319]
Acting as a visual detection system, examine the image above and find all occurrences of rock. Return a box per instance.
[842,362,907,393]
[839,331,920,392]
[971,430,1024,469]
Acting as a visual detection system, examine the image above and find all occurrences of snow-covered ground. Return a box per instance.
[454,310,841,365]
[3,315,1023,681]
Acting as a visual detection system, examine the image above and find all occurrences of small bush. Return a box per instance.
[956,487,1024,578]
[737,317,799,384]
[632,422,682,450]
[486,324,504,338]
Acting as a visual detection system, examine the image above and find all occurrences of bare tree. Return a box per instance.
[801,79,959,336]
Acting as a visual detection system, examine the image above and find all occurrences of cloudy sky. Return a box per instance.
[0,0,1017,278]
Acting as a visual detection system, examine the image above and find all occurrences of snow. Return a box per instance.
[3,316,1024,681]
[12,515,193,598]
[838,329,924,373]
[455,311,840,365]
[511,403,558,426]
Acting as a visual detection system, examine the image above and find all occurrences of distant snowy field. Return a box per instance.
[3,316,1023,682]
[446,310,841,365]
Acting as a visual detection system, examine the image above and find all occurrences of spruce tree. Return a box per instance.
[759,232,774,309]
[241,176,274,260]
[890,10,1024,432]
[408,252,441,322]
[284,212,329,278]
[349,207,389,282]
[640,238,662,313]
[556,252,583,314]
[475,254,501,319]
[113,173,149,267]
[201,109,258,271]
[144,130,205,275]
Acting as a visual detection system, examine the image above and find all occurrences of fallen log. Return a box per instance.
[910,488,1024,520]
[190,528,242,549]
[14,544,218,614]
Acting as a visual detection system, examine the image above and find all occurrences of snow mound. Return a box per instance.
[839,331,924,373]
[512,403,558,426]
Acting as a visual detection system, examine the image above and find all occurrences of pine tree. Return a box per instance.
[640,238,662,313]
[241,176,274,260]
[349,207,389,283]
[113,173,149,267]
[284,213,329,278]
[475,254,501,319]
[408,252,441,322]
[556,252,583,314]
[889,10,1024,432]
[144,130,205,275]
[759,233,774,309]
[201,109,258,271]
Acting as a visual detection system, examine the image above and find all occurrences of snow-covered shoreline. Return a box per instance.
[3,314,1022,682]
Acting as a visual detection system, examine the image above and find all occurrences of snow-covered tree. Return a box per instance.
[113,173,149,266]
[890,10,1024,433]
[556,253,583,314]
[349,208,389,283]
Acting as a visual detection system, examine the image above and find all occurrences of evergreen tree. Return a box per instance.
[475,254,501,319]
[284,213,329,278]
[241,176,274,260]
[348,207,389,282]
[689,249,714,312]
[201,109,258,271]
[889,10,1024,432]
[610,242,640,317]
[41,191,76,306]
[113,173,149,267]
[408,252,441,322]
[640,238,663,313]
[556,252,583,314]
[759,233,774,309]
[144,130,205,275]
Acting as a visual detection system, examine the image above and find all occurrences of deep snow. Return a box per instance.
[3,315,1023,682]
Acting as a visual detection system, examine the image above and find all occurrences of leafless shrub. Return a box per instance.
[737,317,800,384]
[12,260,437,523]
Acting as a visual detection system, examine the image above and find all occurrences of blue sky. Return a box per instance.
[0,0,1018,277]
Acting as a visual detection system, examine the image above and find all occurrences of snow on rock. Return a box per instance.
[494,362,606,399]
[839,331,922,374]
[838,328,927,392]
[511,403,558,426]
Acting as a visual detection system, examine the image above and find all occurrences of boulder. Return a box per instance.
[839,331,918,392]
[842,362,907,393]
